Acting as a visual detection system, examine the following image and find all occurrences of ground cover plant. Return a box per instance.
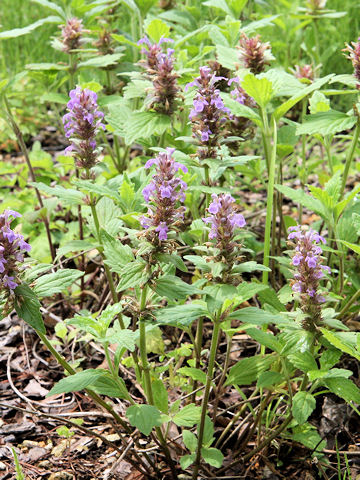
[1,0,360,479]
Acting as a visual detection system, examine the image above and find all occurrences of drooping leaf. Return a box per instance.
[0,15,62,39]
[14,284,45,333]
[292,391,316,424]
[34,269,84,297]
[173,404,202,427]
[201,447,224,467]
[126,404,163,435]
[48,369,109,396]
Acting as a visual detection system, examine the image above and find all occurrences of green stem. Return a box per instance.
[192,319,221,480]
[260,107,271,173]
[69,53,76,90]
[312,18,321,66]
[113,135,123,171]
[340,119,360,199]
[338,288,360,317]
[262,117,277,285]
[324,136,334,175]
[191,317,204,403]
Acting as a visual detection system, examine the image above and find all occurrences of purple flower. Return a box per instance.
[139,36,179,114]
[238,33,272,74]
[141,148,187,243]
[186,66,231,159]
[343,37,360,90]
[203,193,245,248]
[0,210,31,294]
[287,224,330,329]
[63,86,105,169]
[60,17,87,53]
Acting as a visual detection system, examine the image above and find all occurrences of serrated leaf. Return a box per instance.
[288,351,318,372]
[31,0,65,16]
[48,369,108,396]
[116,261,148,291]
[257,371,284,388]
[0,15,62,39]
[226,355,275,386]
[30,182,85,206]
[126,404,163,435]
[178,367,207,384]
[245,328,282,353]
[34,269,84,297]
[153,275,203,300]
[275,184,325,218]
[173,404,201,427]
[14,284,45,333]
[56,240,97,261]
[78,54,123,68]
[325,377,360,403]
[145,19,170,42]
[124,112,171,144]
[154,253,188,272]
[201,447,224,467]
[183,430,197,452]
[156,303,208,328]
[227,307,283,326]
[292,392,316,424]
[152,379,168,414]
[241,74,273,109]
[296,110,356,136]
[180,453,195,469]
[320,328,360,360]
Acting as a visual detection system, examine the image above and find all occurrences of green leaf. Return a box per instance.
[275,184,325,218]
[246,328,282,353]
[31,0,66,16]
[180,454,195,470]
[325,377,360,403]
[156,303,208,328]
[178,367,207,385]
[273,74,334,120]
[78,54,124,69]
[126,404,163,435]
[173,404,201,427]
[152,379,168,414]
[183,430,197,453]
[0,15,62,39]
[288,351,318,372]
[153,275,203,300]
[101,230,134,274]
[48,369,109,396]
[116,261,149,292]
[91,375,129,398]
[296,110,357,137]
[30,182,85,206]
[232,261,271,274]
[14,284,45,334]
[103,322,136,352]
[292,392,316,424]
[241,73,273,109]
[26,62,67,71]
[124,112,171,144]
[34,269,84,297]
[227,307,283,326]
[257,371,284,388]
[56,240,98,260]
[339,240,360,256]
[226,355,275,386]
[201,447,224,467]
[235,283,269,303]
[320,329,360,360]
[145,19,170,42]
[154,253,188,272]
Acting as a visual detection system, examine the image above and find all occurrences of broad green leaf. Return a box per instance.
[0,15,62,39]
[136,0,157,15]
[101,230,134,274]
[232,261,271,274]
[296,110,357,136]
[30,182,85,206]
[91,375,129,398]
[173,404,201,427]
[180,454,196,470]
[116,261,149,292]
[78,54,123,69]
[227,307,283,326]
[145,19,170,42]
[178,367,207,385]
[246,328,282,353]
[320,328,360,360]
[257,371,284,388]
[203,415,215,446]
[56,240,98,261]
[26,62,67,71]
[183,430,197,453]
[73,179,121,202]
[292,392,316,424]
[203,0,232,16]
[103,323,136,351]
[153,275,203,300]
[152,379,168,414]
[14,284,45,334]
[241,74,273,109]
[124,112,171,145]
[156,303,208,328]
[325,377,360,403]
[275,184,325,218]
[34,269,84,297]
[31,0,65,16]
[126,404,163,435]
[48,369,108,396]
[273,74,333,120]
[201,447,224,467]
[288,351,318,372]
[235,283,269,303]
[226,355,275,386]
[340,240,360,256]
[155,253,188,272]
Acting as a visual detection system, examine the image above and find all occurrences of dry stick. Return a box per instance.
[3,96,55,261]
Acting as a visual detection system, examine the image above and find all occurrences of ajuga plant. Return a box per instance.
[139,36,179,114]
[3,3,360,480]
[343,36,360,89]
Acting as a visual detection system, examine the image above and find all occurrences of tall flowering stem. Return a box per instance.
[187,66,230,161]
[0,210,31,298]
[238,33,272,74]
[63,87,105,171]
[343,37,360,89]
[138,36,179,114]
[288,225,330,330]
[60,18,87,89]
[141,148,187,245]
[227,77,257,142]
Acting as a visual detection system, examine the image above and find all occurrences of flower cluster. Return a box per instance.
[203,194,245,252]
[343,37,360,90]
[60,18,86,53]
[227,77,257,142]
[141,148,187,243]
[306,0,327,14]
[187,66,230,159]
[291,64,315,82]
[238,33,272,74]
[0,210,31,294]
[288,225,330,329]
[63,87,105,170]
[138,36,179,113]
